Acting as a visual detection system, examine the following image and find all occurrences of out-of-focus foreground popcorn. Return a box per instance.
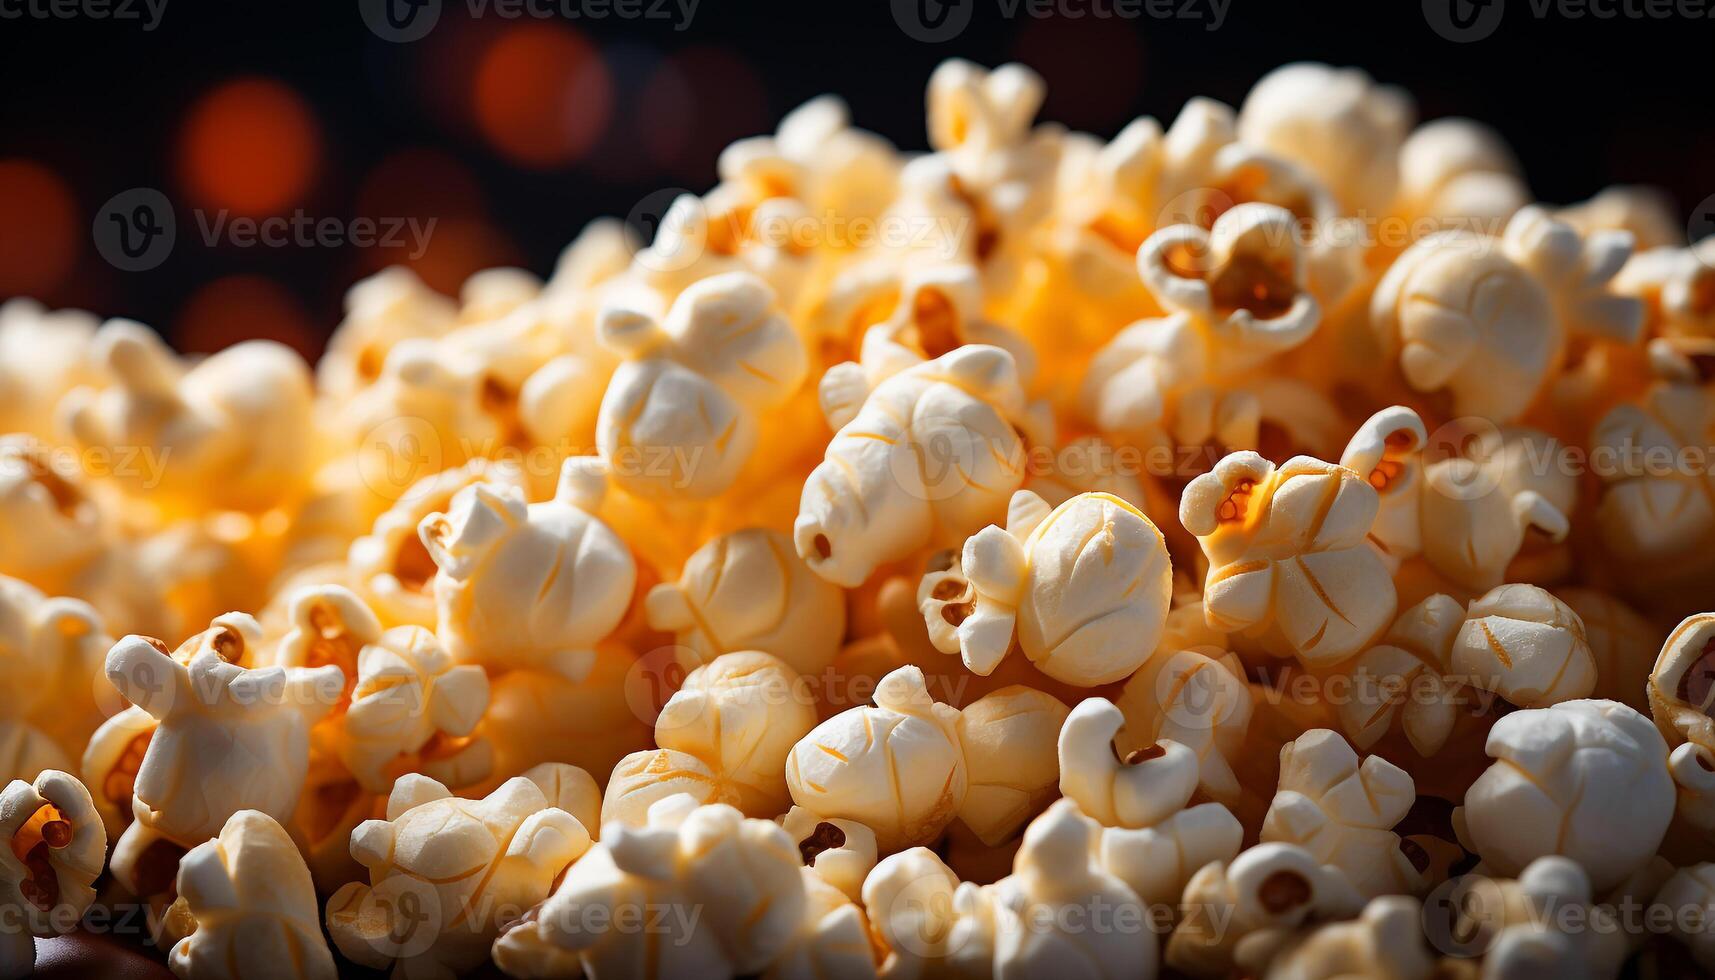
[2,58,1714,979]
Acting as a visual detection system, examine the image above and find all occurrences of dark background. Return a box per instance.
[1,0,1711,358]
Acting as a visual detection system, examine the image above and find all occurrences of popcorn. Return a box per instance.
[1237,63,1413,217]
[338,624,491,793]
[326,765,595,978]
[0,299,99,439]
[763,868,881,980]
[1448,584,1594,709]
[1180,451,1396,667]
[1459,699,1673,890]
[1593,381,1715,574]
[596,272,808,500]
[1233,895,1445,980]
[1394,118,1527,232]
[780,807,877,904]
[318,266,456,402]
[861,845,995,979]
[1434,857,1632,979]
[1260,729,1424,899]
[786,666,967,853]
[1645,614,1715,830]
[954,685,1067,845]
[478,644,653,791]
[918,489,1172,686]
[0,771,105,979]
[860,264,1038,384]
[81,704,156,838]
[421,457,636,680]
[1559,185,1682,251]
[1328,593,1467,756]
[1656,862,1715,972]
[0,575,114,767]
[0,437,105,597]
[1555,588,1655,712]
[1165,842,1363,978]
[796,343,1029,588]
[1114,645,1254,804]
[646,528,847,678]
[166,810,336,980]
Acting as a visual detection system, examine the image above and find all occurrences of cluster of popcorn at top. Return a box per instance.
[1,58,1714,980]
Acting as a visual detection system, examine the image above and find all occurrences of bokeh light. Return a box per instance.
[179,78,322,216]
[0,160,78,299]
[473,24,612,170]
[175,275,316,358]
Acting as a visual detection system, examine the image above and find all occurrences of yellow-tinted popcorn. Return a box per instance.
[780,807,878,904]
[861,844,996,979]
[318,266,457,403]
[1559,184,1683,251]
[1394,118,1527,233]
[919,489,1171,686]
[166,810,335,980]
[0,299,100,440]
[0,770,105,979]
[1646,614,1715,831]
[0,437,105,597]
[421,457,635,680]
[647,527,847,678]
[1233,895,1446,980]
[339,624,491,794]
[1458,699,1673,890]
[795,343,1029,588]
[719,94,899,225]
[0,575,114,770]
[1115,645,1254,805]
[954,685,1068,845]
[1181,452,1396,667]
[1059,697,1198,830]
[861,265,1038,385]
[326,766,595,979]
[1448,584,1594,709]
[80,704,156,839]
[785,666,966,853]
[1329,593,1467,756]
[763,868,881,980]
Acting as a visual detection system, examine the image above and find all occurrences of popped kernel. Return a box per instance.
[1645,614,1715,831]
[1181,451,1396,667]
[795,343,1029,588]
[1114,644,1254,805]
[1329,593,1466,756]
[763,868,882,980]
[80,704,156,839]
[0,575,115,768]
[596,272,808,500]
[1436,857,1631,978]
[1555,588,1657,713]
[1458,699,1673,890]
[0,770,105,978]
[861,845,996,979]
[326,766,595,979]
[166,810,336,980]
[646,527,847,678]
[1592,380,1715,578]
[1448,584,1594,709]
[955,685,1068,846]
[1394,118,1527,233]
[780,807,878,904]
[785,666,967,853]
[1260,729,1425,899]
[861,264,1038,385]
[420,457,636,681]
[1656,862,1715,972]
[1233,894,1447,980]
[339,624,491,794]
[1559,185,1683,252]
[0,437,105,596]
[918,489,1171,686]
[0,299,100,439]
[318,266,456,403]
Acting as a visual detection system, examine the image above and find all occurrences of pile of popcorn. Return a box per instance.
[6,59,1715,980]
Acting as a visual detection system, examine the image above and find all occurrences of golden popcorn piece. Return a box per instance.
[795,343,1029,588]
[780,807,877,905]
[1447,584,1594,709]
[785,666,967,853]
[340,336,511,491]
[1260,729,1425,899]
[595,272,808,501]
[0,299,100,440]
[1165,841,1363,979]
[1328,593,1467,757]
[420,457,635,681]
[0,770,105,978]
[1114,645,1254,804]
[326,765,595,979]
[1619,239,1715,378]
[646,527,847,679]
[339,625,491,794]
[318,267,457,403]
[477,643,653,794]
[1233,895,1448,980]
[1592,380,1715,585]
[0,575,115,770]
[718,94,899,228]
[0,437,105,597]
[919,489,1171,686]
[1558,185,1683,252]
[80,705,156,840]
[522,795,807,980]
[1181,451,1396,667]
[953,685,1067,846]
[1458,699,1673,891]
[861,265,1038,386]
[165,810,336,980]
[1393,118,1527,236]
[1646,613,1715,831]
[861,845,996,979]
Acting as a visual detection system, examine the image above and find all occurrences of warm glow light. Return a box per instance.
[473,24,612,170]
[0,159,79,298]
[179,78,321,216]
[176,275,315,359]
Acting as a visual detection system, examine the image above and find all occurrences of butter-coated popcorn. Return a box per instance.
[81,704,156,838]
[781,807,877,904]
[1394,118,1527,232]
[1181,451,1396,667]
[319,267,457,402]
[596,272,808,500]
[1559,185,1683,252]
[0,575,114,767]
[1114,645,1253,804]
[646,528,846,678]
[0,299,99,439]
[954,686,1067,845]
[0,770,105,979]
[1237,63,1413,217]
[1448,584,1594,709]
[421,458,635,680]
[861,265,1038,384]
[1329,593,1466,756]
[0,438,105,596]
[796,343,1028,587]
[919,489,1171,686]
[1645,614,1715,830]
[339,624,491,793]
[786,666,967,853]
[166,809,336,980]
[1459,699,1673,890]
[326,766,595,979]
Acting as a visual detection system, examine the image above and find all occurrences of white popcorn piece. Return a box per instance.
[1237,63,1413,217]
[1559,185,1683,252]
[990,800,1155,980]
[524,795,807,980]
[326,766,595,979]
[339,624,492,794]
[1593,381,1715,570]
[0,770,105,979]
[1114,645,1254,804]
[1261,730,1424,900]
[0,575,114,769]
[719,93,899,224]
[861,845,995,979]
[421,457,636,681]
[0,299,100,439]
[786,666,967,853]
[796,343,1029,588]
[1233,895,1442,980]
[61,321,315,513]
[602,749,726,829]
[1395,118,1527,232]
[81,704,157,839]
[954,686,1068,846]
[318,267,457,402]
[919,489,1171,686]
[1645,614,1715,830]
[166,810,336,980]
[1555,588,1656,713]
[1329,593,1466,756]
[0,437,105,595]
[780,807,878,904]
[1098,799,1243,911]
[596,272,808,500]
[762,868,881,980]
[1165,842,1363,979]
[1181,452,1396,667]
[1656,862,1715,972]
[1459,699,1673,890]
[1059,697,1199,830]
[1448,584,1594,709]
[104,614,343,847]
[860,265,1038,384]
[1435,857,1631,980]
[646,528,847,678]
